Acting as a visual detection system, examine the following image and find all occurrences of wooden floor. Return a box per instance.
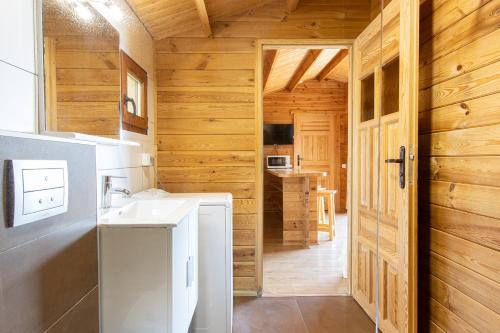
[233,296,375,333]
[263,212,349,296]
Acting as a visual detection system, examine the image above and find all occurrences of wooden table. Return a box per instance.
[266,169,327,248]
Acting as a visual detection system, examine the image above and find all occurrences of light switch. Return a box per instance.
[6,160,68,227]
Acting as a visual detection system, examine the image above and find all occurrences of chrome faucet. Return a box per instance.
[101,175,131,208]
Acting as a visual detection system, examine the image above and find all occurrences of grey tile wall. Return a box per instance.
[0,135,98,333]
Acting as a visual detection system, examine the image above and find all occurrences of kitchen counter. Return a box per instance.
[266,169,325,247]
[266,169,327,178]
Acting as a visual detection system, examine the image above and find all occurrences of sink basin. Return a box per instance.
[99,198,200,228]
[118,199,185,219]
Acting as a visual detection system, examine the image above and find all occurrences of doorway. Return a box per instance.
[256,42,352,297]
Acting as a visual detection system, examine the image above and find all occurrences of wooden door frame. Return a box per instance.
[255,39,355,296]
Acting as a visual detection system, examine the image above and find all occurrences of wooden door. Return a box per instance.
[351,0,418,332]
[294,112,336,191]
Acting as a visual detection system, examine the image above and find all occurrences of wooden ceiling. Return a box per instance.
[125,0,279,39]
[263,47,349,95]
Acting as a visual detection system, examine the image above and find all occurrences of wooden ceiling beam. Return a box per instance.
[287,49,323,91]
[286,0,300,13]
[263,50,279,92]
[194,0,212,37]
[316,49,348,81]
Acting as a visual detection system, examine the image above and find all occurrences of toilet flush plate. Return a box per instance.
[6,160,68,227]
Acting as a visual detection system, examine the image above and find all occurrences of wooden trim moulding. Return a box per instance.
[120,50,148,135]
[256,38,354,296]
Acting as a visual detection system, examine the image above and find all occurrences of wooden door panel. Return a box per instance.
[294,113,336,191]
[381,115,400,221]
[352,0,418,331]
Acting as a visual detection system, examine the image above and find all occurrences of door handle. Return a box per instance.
[297,154,302,166]
[385,146,405,189]
[186,256,194,287]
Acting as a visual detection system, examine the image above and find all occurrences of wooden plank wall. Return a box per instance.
[264,79,348,211]
[155,0,371,293]
[418,0,500,331]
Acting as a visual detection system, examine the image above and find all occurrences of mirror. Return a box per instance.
[42,0,120,138]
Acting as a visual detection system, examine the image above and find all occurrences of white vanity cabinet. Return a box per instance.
[99,207,199,333]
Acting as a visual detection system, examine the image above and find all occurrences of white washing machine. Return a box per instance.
[134,190,233,333]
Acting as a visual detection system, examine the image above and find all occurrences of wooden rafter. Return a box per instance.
[287,49,322,91]
[263,50,279,92]
[194,0,212,37]
[286,0,300,13]
[316,49,348,81]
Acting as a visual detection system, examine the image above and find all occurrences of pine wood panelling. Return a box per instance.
[156,53,255,70]
[422,204,500,251]
[164,182,255,199]
[155,38,256,53]
[422,156,500,188]
[430,276,500,333]
[157,86,254,103]
[157,135,255,151]
[419,0,491,44]
[419,93,500,134]
[420,29,500,89]
[419,1,500,331]
[420,124,500,156]
[429,253,500,314]
[158,166,255,183]
[419,0,500,66]
[429,298,479,333]
[157,102,254,119]
[419,61,500,112]
[157,118,255,135]
[157,69,254,86]
[156,1,372,293]
[429,228,500,283]
[157,151,255,167]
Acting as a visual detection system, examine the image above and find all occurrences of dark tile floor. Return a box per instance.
[234,296,375,333]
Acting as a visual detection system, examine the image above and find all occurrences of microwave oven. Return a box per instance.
[266,155,292,169]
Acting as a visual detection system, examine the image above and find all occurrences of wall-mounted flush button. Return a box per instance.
[23,187,65,215]
[23,168,64,192]
[7,160,68,227]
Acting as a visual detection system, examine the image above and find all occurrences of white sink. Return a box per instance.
[99,198,200,228]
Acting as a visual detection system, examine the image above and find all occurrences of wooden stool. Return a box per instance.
[317,189,337,240]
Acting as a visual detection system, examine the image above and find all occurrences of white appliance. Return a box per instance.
[166,193,233,333]
[131,189,234,333]
[266,155,292,169]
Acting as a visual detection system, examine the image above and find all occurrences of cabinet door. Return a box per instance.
[188,208,199,319]
[192,205,229,333]
[172,217,190,333]
[0,0,36,73]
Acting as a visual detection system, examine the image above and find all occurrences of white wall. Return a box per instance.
[0,0,37,132]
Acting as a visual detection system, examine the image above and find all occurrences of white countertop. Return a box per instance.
[98,197,200,228]
[98,189,233,228]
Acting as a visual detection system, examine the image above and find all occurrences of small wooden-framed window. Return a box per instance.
[120,51,148,134]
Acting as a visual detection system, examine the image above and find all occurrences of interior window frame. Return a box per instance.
[120,50,148,135]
